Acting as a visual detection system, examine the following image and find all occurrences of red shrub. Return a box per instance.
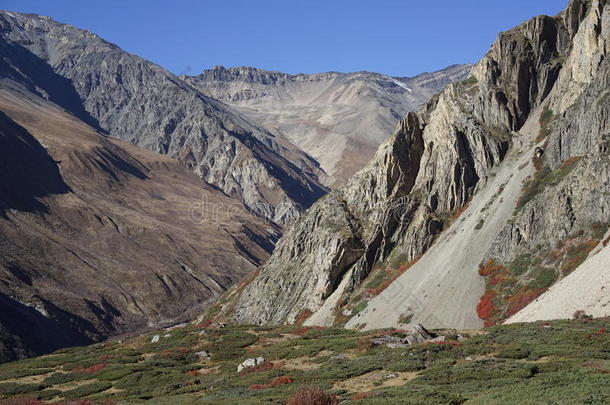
[248,375,293,390]
[586,328,607,339]
[248,384,269,390]
[185,370,200,377]
[270,375,293,386]
[506,288,546,318]
[73,363,107,374]
[476,290,497,326]
[196,319,214,328]
[286,387,339,405]
[351,392,376,400]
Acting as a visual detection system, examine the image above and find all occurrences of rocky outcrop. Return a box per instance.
[231,0,608,328]
[0,11,327,226]
[185,64,472,186]
[481,0,610,324]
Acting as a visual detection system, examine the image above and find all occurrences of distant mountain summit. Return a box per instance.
[184,64,472,186]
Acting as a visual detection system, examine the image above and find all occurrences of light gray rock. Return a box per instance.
[195,350,210,360]
[237,356,265,373]
[371,324,434,348]
[150,335,160,343]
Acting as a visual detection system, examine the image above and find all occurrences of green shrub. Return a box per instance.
[62,381,112,399]
[516,157,580,210]
[507,253,532,276]
[496,344,532,359]
[0,382,47,395]
[36,388,62,400]
[42,372,79,385]
[387,358,426,372]
[528,266,556,289]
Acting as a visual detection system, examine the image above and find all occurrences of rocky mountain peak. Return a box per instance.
[223,0,610,329]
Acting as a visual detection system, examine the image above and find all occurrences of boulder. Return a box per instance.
[237,356,265,373]
[195,351,210,360]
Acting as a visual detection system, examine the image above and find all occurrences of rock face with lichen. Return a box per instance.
[231,0,610,327]
[0,11,327,226]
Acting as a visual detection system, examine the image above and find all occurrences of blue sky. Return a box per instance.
[3,0,567,77]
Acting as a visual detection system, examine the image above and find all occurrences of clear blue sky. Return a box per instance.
[3,0,567,77]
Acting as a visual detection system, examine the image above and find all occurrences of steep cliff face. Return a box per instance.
[0,80,280,363]
[184,65,471,186]
[230,0,609,328]
[0,11,327,226]
[482,0,610,325]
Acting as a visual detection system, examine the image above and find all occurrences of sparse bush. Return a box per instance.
[61,381,112,400]
[528,266,556,290]
[496,344,531,359]
[516,157,581,210]
[286,386,339,405]
[573,310,593,321]
[537,107,555,142]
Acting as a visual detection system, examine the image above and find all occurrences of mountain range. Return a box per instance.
[184,64,472,186]
[0,10,468,362]
[0,0,609,372]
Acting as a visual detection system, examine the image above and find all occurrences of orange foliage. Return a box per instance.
[476,290,497,326]
[185,370,200,377]
[478,260,504,276]
[248,375,294,390]
[506,288,546,318]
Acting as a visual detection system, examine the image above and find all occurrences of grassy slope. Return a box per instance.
[0,318,608,404]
